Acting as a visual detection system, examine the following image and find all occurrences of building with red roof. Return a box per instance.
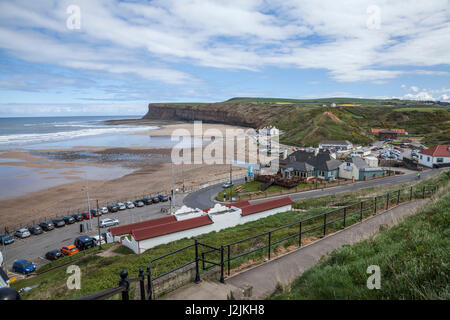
[111,196,294,254]
[418,145,450,168]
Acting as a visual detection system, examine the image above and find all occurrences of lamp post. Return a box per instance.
[82,179,92,231]
[97,200,102,250]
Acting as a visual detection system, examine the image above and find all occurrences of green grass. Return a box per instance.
[12,171,449,300]
[270,178,450,300]
[393,107,444,113]
[112,245,135,255]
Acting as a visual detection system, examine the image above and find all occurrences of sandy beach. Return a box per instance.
[0,121,251,230]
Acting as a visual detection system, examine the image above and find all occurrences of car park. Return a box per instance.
[39,221,54,231]
[72,213,84,222]
[14,228,31,238]
[45,249,62,261]
[158,194,169,202]
[0,233,14,245]
[52,218,66,228]
[133,200,144,207]
[117,203,126,210]
[99,218,120,228]
[107,205,119,213]
[125,201,135,209]
[60,244,79,256]
[63,216,76,224]
[28,225,43,235]
[74,236,96,251]
[12,259,36,274]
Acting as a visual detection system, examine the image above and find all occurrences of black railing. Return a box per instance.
[77,184,438,300]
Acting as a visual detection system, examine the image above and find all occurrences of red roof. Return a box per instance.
[132,215,214,241]
[420,145,450,157]
[240,197,294,217]
[109,216,176,237]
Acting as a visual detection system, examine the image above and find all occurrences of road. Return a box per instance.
[1,194,186,271]
[184,167,444,208]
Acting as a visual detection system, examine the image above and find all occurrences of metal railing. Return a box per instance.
[76,184,438,300]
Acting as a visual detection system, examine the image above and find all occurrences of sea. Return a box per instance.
[0,116,197,200]
[0,116,159,150]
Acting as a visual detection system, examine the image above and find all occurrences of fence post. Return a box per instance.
[360,202,363,221]
[374,197,377,214]
[119,269,129,301]
[227,245,231,276]
[386,193,389,210]
[147,262,153,300]
[268,232,272,260]
[194,239,201,283]
[298,222,302,247]
[422,186,426,199]
[220,245,225,284]
[397,190,400,205]
[410,186,413,201]
[138,268,145,300]
[343,207,347,227]
[323,214,327,236]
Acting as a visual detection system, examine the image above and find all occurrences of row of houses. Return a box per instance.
[279,149,387,182]
[107,197,294,254]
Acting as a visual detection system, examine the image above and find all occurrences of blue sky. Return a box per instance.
[0,0,449,116]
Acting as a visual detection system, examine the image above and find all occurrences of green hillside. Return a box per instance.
[270,174,450,299]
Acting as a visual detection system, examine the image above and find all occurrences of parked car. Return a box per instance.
[151,196,160,204]
[99,218,120,228]
[107,205,119,213]
[158,194,169,202]
[45,249,62,261]
[52,218,66,228]
[72,213,84,222]
[14,228,31,239]
[74,236,96,251]
[39,220,54,231]
[12,259,36,274]
[133,200,144,207]
[92,234,107,246]
[90,209,101,217]
[0,233,14,245]
[141,198,153,205]
[60,244,79,256]
[99,207,109,214]
[117,203,126,210]
[125,201,135,209]
[82,211,93,220]
[63,216,75,224]
[28,225,43,235]
[222,182,233,188]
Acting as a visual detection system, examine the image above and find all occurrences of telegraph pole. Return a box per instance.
[229,163,233,203]
[84,179,92,230]
[182,161,185,193]
[170,161,175,214]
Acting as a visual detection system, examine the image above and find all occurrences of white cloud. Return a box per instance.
[0,0,449,88]
[399,85,450,101]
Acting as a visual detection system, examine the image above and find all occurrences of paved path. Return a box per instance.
[163,199,429,300]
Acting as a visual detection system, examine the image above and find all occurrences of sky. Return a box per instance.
[0,0,449,116]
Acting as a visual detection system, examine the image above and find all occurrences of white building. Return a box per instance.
[108,198,294,254]
[418,145,450,168]
[319,140,353,151]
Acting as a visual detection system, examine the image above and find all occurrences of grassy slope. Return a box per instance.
[270,174,450,300]
[12,171,448,300]
[150,97,450,147]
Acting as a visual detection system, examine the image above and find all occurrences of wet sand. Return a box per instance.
[0,122,251,229]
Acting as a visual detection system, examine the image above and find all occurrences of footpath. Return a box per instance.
[163,199,429,300]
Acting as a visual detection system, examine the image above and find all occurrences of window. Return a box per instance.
[420,155,422,159]
[437,158,443,163]
[427,157,430,162]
